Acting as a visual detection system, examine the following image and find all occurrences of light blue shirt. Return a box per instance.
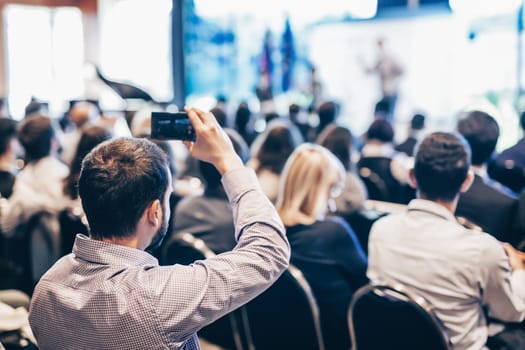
[368,199,525,350]
[29,168,290,350]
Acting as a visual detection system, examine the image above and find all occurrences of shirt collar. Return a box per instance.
[406,198,457,222]
[73,234,158,267]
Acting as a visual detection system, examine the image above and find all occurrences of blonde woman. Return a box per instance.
[276,143,368,350]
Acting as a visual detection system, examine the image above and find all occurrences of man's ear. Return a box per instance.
[147,199,161,226]
[460,169,475,193]
[408,168,417,189]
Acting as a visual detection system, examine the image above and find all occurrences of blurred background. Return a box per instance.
[1,0,525,147]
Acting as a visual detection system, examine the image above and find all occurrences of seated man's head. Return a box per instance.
[456,110,499,166]
[366,118,394,144]
[18,114,58,162]
[78,138,172,250]
[412,132,473,202]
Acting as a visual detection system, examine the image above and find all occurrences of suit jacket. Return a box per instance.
[395,136,417,157]
[497,138,525,169]
[456,174,517,242]
[490,139,525,193]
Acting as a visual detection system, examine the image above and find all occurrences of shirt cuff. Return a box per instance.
[221,167,260,203]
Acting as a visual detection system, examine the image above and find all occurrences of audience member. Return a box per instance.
[23,98,47,119]
[315,101,339,140]
[210,106,227,127]
[0,115,68,237]
[316,124,367,216]
[276,143,368,350]
[167,129,249,254]
[395,113,426,156]
[358,118,413,203]
[28,108,290,350]
[368,131,525,350]
[289,103,311,141]
[248,119,303,202]
[456,110,518,242]
[489,110,525,193]
[0,118,19,199]
[60,101,100,166]
[234,102,257,146]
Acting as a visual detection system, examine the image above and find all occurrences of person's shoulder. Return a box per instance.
[471,231,507,263]
[324,216,351,230]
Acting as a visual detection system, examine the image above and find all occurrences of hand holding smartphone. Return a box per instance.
[151,112,196,141]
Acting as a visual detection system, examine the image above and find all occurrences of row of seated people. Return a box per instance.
[0,100,525,349]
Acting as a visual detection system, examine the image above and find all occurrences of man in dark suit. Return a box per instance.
[488,111,525,193]
[456,110,518,242]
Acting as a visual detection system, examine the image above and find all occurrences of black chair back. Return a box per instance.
[160,233,246,350]
[3,211,60,295]
[357,157,414,204]
[291,257,357,350]
[348,283,452,350]
[243,264,325,350]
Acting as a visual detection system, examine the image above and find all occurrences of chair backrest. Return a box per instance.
[243,264,325,350]
[358,165,391,202]
[4,211,61,295]
[290,257,357,350]
[348,283,452,350]
[160,233,245,350]
[161,232,215,265]
[357,157,414,204]
[58,207,89,257]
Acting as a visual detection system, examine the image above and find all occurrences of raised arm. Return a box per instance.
[151,108,290,344]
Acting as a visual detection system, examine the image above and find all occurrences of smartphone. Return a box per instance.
[151,112,196,141]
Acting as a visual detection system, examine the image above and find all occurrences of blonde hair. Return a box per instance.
[276,143,345,226]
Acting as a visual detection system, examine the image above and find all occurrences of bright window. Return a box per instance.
[4,5,84,119]
[98,0,173,106]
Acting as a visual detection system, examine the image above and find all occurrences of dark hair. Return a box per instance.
[211,107,227,127]
[456,110,499,166]
[366,118,394,143]
[18,115,54,162]
[0,118,17,155]
[520,111,525,131]
[256,121,303,174]
[78,137,169,239]
[199,129,248,191]
[234,103,251,130]
[374,99,390,118]
[317,101,338,132]
[414,132,470,202]
[64,125,112,199]
[316,124,354,171]
[288,103,300,122]
[24,99,46,117]
[411,113,426,130]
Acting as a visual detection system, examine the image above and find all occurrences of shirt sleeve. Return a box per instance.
[150,167,290,344]
[480,239,525,322]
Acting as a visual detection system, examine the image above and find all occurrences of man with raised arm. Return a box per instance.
[29,108,290,350]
